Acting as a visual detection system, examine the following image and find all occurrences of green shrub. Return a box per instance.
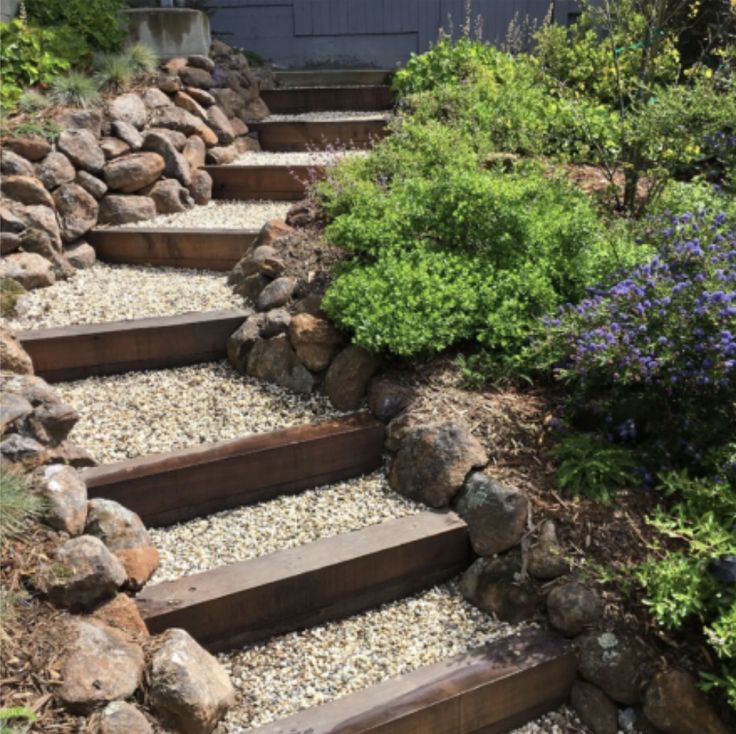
[0,19,85,111]
[0,471,43,538]
[637,471,736,708]
[48,72,100,108]
[25,0,126,53]
[16,89,48,113]
[126,42,158,77]
[94,53,134,92]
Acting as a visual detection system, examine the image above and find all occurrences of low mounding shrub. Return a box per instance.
[48,72,100,109]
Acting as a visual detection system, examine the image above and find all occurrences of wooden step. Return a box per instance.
[87,228,257,270]
[261,86,393,113]
[250,629,576,734]
[137,510,470,651]
[274,69,393,88]
[205,164,318,201]
[83,413,385,526]
[17,309,248,383]
[250,119,388,151]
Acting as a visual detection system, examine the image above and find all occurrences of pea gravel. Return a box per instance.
[8,263,240,330]
[118,200,291,230]
[217,581,526,732]
[264,110,392,122]
[54,361,345,463]
[150,471,420,583]
[231,150,368,166]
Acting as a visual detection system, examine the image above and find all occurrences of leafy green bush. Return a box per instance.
[0,19,85,110]
[25,0,126,53]
[637,471,736,708]
[48,72,100,108]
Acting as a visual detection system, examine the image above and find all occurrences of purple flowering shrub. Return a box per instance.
[547,211,736,475]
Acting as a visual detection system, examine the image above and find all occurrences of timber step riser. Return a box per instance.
[137,511,471,652]
[273,70,393,87]
[18,309,248,383]
[250,630,576,734]
[261,86,393,113]
[250,120,388,152]
[84,413,385,527]
[204,164,318,201]
[87,228,258,270]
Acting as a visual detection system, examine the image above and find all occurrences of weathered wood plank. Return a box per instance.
[250,119,389,151]
[204,164,317,201]
[17,310,248,382]
[84,413,385,526]
[137,510,471,651]
[87,228,258,270]
[250,629,576,734]
[261,86,393,113]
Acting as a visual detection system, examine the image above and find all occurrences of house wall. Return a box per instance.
[209,0,583,69]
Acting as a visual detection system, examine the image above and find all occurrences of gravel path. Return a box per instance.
[150,471,420,583]
[231,150,368,166]
[54,361,345,463]
[264,110,392,122]
[117,200,291,230]
[217,580,525,732]
[8,263,239,330]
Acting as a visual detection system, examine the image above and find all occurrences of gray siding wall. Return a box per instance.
[210,0,581,69]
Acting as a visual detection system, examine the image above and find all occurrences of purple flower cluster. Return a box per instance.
[549,211,736,471]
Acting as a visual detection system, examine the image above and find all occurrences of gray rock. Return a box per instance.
[179,65,214,88]
[256,276,297,311]
[528,520,569,580]
[388,420,488,508]
[233,272,269,302]
[112,120,144,150]
[29,400,80,446]
[54,108,103,137]
[261,308,292,338]
[53,183,99,242]
[148,179,193,214]
[98,195,155,225]
[325,345,381,412]
[547,582,602,636]
[182,135,206,170]
[58,618,144,713]
[37,464,88,536]
[571,680,619,734]
[1,149,34,176]
[184,86,215,106]
[367,378,412,423]
[149,628,235,734]
[156,73,181,94]
[210,87,245,118]
[108,92,147,129]
[0,392,33,433]
[454,472,528,555]
[35,152,75,190]
[227,314,264,372]
[36,535,126,609]
[205,144,237,165]
[143,87,174,109]
[0,232,21,256]
[5,134,51,161]
[104,152,165,193]
[19,203,63,248]
[58,129,105,173]
[460,552,540,623]
[0,202,27,234]
[288,313,342,372]
[206,106,235,144]
[187,54,215,72]
[241,245,285,279]
[64,241,97,269]
[175,90,208,121]
[577,631,655,705]
[75,170,108,200]
[100,137,131,160]
[1,175,55,208]
[188,169,212,205]
[96,701,152,734]
[247,335,315,394]
[0,252,55,289]
[154,106,206,136]
[18,229,74,281]
[0,433,47,468]
[142,131,191,186]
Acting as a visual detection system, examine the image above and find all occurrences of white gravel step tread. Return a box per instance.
[150,470,420,583]
[8,263,241,331]
[262,110,391,123]
[54,361,346,464]
[229,150,368,167]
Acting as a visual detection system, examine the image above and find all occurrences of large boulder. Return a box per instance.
[148,628,235,734]
[188,169,212,205]
[64,241,97,269]
[0,325,33,374]
[175,90,208,121]
[76,170,108,200]
[58,129,105,173]
[19,203,63,248]
[0,392,33,433]
[85,498,159,589]
[0,433,47,468]
[205,144,237,165]
[227,313,264,372]
[148,179,193,214]
[570,680,619,734]
[1,175,55,208]
[36,464,88,536]
[325,345,380,411]
[0,252,55,289]
[36,152,76,190]
[388,421,487,507]
[153,107,218,145]
[528,520,569,580]
[143,87,174,109]
[179,65,214,89]
[57,618,144,713]
[247,334,315,394]
[100,137,131,160]
[108,92,147,129]
[577,631,655,705]
[547,582,602,636]
[643,668,730,734]
[36,535,126,610]
[453,472,528,555]
[288,313,343,372]
[54,108,103,137]
[210,87,245,119]
[237,245,284,279]
[53,183,99,242]
[103,152,166,193]
[460,552,540,623]
[206,106,235,144]
[1,148,34,176]
[95,701,152,734]
[98,195,155,225]
[182,135,206,170]
[112,120,143,150]
[142,131,192,186]
[367,377,412,423]
[4,134,51,161]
